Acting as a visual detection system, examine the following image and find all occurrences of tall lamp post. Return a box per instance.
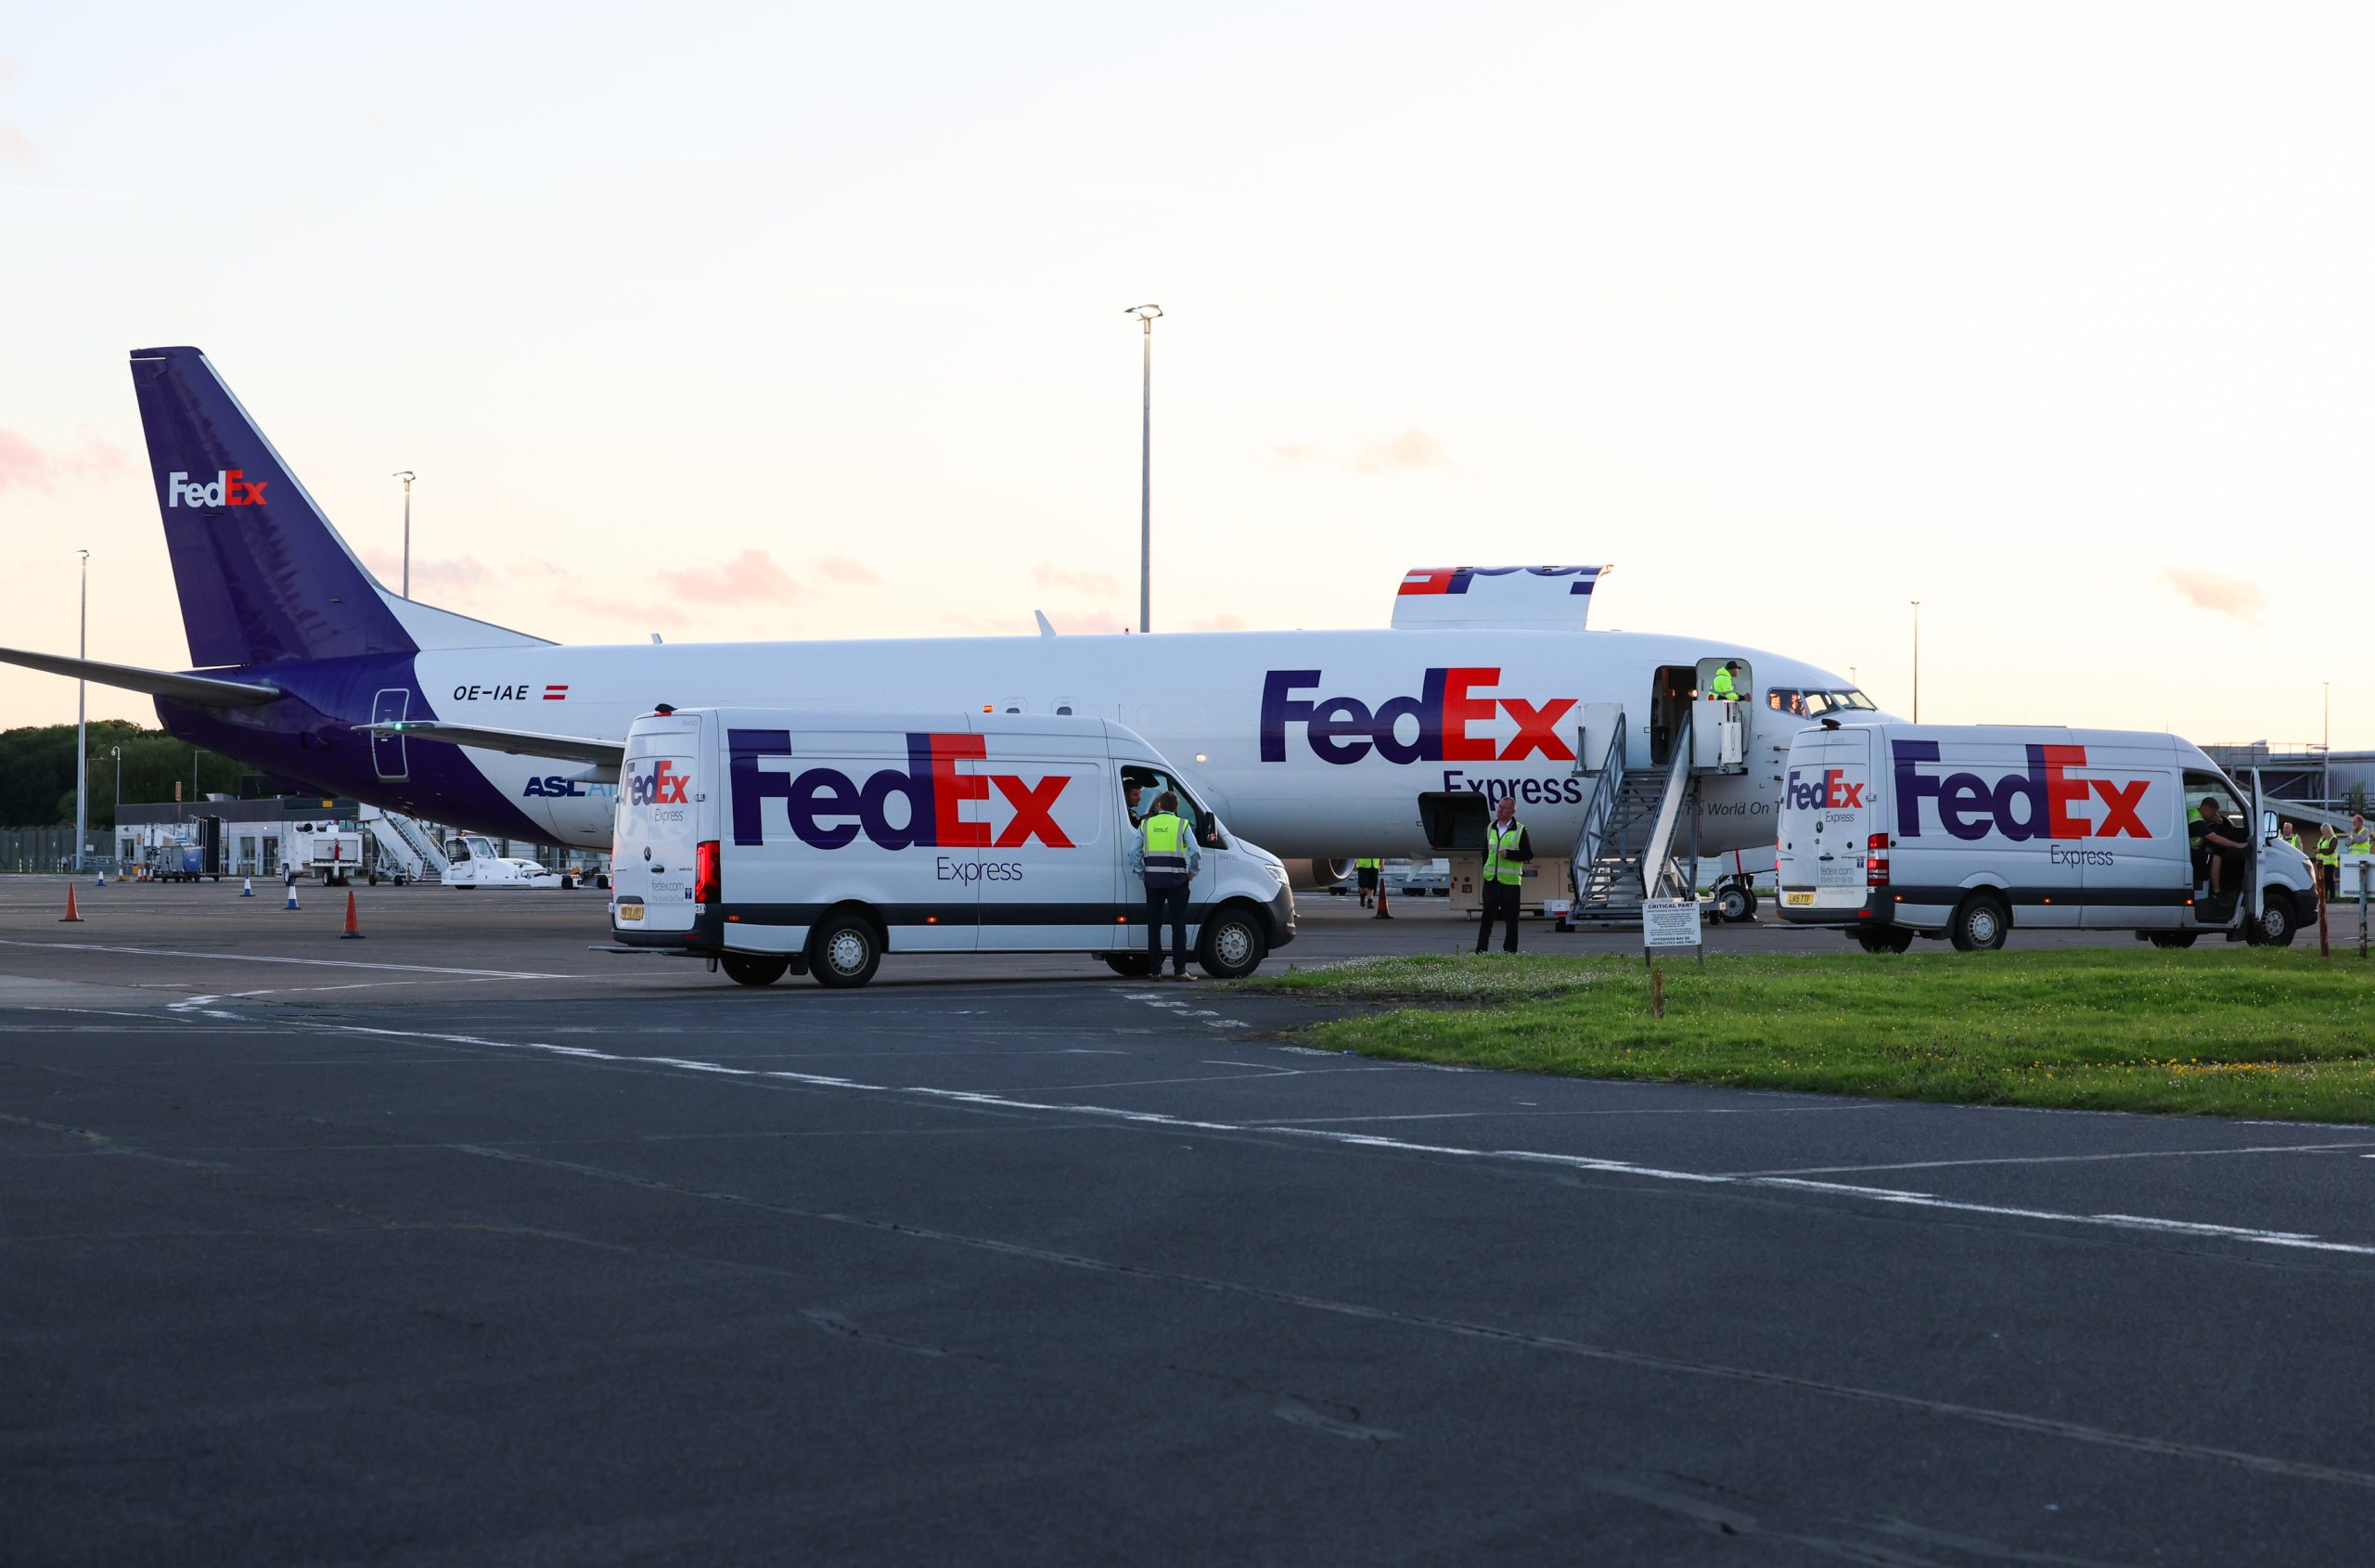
[392,471,416,598]
[1909,600,1921,724]
[1125,304,1162,633]
[75,549,89,873]
[108,745,122,872]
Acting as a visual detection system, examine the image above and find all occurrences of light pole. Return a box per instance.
[1125,304,1162,633]
[76,549,89,873]
[392,471,416,598]
[109,745,122,872]
[1909,600,1921,724]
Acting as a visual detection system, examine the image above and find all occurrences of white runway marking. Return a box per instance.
[1738,1139,2375,1176]
[302,1019,2375,1262]
[0,938,574,980]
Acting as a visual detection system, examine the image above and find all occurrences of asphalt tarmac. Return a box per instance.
[6,877,2371,1564]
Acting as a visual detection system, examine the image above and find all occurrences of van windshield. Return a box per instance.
[1767,688,1876,717]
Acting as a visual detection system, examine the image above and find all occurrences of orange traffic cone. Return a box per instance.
[60,884,85,922]
[340,888,366,940]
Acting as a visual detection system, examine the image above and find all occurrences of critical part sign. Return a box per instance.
[1642,896,1702,953]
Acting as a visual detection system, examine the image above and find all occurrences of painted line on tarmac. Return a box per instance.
[1736,1139,2375,1177]
[302,1019,2375,1262]
[0,938,571,980]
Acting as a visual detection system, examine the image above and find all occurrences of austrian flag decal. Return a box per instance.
[543,685,569,701]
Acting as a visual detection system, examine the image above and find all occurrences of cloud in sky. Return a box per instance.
[1272,427,1452,476]
[357,548,494,597]
[815,556,878,585]
[1033,562,1121,597]
[0,428,130,491]
[2161,569,2266,623]
[661,548,806,605]
[0,127,31,168]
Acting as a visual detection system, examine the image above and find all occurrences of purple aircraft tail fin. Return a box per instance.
[129,347,417,667]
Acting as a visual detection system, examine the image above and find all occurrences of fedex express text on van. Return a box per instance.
[1893,741,2151,842]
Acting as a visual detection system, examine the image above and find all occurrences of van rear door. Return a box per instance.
[1778,728,1874,913]
[614,714,703,935]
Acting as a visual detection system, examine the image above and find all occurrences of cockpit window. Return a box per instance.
[1767,688,1875,717]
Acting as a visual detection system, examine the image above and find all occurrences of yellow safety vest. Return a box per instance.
[1140,813,1188,882]
[2350,829,2375,855]
[1355,857,1380,869]
[1709,668,1740,701]
[2317,835,2340,867]
[1483,820,1527,884]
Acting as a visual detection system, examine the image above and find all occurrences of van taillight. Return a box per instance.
[1866,832,1890,888]
[695,840,721,905]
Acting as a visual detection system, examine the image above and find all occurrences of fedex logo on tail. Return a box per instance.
[1894,741,2151,842]
[166,469,269,508]
[729,730,1072,851]
[1261,668,1575,765]
[1785,768,1864,811]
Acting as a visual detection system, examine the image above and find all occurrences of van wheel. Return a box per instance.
[808,913,881,988]
[2148,932,2200,949]
[1103,952,1156,978]
[1715,882,1754,923]
[1855,928,1916,954]
[1197,905,1268,979]
[720,954,790,987]
[1949,893,2010,953]
[2246,891,2298,948]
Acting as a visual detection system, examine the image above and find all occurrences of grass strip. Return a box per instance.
[1239,948,2375,1122]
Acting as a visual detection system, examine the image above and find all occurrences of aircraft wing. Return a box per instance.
[0,646,282,706]
[362,719,625,771]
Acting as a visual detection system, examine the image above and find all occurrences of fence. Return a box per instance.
[0,826,99,872]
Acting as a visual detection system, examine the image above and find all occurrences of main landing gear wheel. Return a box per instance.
[1948,893,2010,953]
[1103,952,1156,979]
[808,913,881,988]
[1855,928,1916,954]
[1196,906,1268,980]
[720,954,790,987]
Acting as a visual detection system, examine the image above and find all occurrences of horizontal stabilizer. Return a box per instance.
[0,646,281,707]
[1391,565,1613,632]
[362,719,623,772]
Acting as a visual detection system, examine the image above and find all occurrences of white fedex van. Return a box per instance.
[608,708,1296,987]
[1777,723,2317,953]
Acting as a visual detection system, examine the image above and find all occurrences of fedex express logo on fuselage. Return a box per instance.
[727,729,1072,851]
[167,469,269,508]
[1261,668,1574,765]
[1893,741,2151,842]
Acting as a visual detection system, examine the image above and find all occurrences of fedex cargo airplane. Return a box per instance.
[0,347,1879,868]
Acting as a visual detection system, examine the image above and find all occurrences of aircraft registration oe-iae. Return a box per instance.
[0,347,1887,906]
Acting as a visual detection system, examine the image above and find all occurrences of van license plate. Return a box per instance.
[617,901,644,922]
[1784,892,1815,907]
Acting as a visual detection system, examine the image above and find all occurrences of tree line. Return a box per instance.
[0,722,247,829]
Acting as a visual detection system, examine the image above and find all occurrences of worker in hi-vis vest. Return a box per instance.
[1474,795,1534,955]
[1708,661,1744,701]
[1354,855,1380,909]
[2317,824,2342,899]
[1130,790,1202,981]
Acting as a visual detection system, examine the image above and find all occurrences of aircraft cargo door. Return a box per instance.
[371,688,409,780]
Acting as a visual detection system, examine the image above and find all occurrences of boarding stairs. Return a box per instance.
[1562,714,1698,928]
[363,806,451,883]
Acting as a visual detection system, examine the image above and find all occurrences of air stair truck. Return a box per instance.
[608,708,1297,987]
[1776,722,2318,952]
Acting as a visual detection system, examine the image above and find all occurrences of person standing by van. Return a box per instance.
[2317,824,2342,899]
[1355,856,1379,908]
[2350,813,2374,857]
[1475,796,1534,954]
[1132,790,1201,981]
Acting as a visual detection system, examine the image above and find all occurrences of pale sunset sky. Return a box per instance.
[2,2,2367,743]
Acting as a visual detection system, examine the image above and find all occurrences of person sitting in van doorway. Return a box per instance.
[1708,662,1745,701]
[2189,798,2249,899]
[1475,796,1534,954]
[1131,790,1202,981]
[1123,778,1145,825]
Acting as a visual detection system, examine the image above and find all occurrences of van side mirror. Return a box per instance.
[2262,811,2279,841]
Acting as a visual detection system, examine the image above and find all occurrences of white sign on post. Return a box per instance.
[1642,896,1702,950]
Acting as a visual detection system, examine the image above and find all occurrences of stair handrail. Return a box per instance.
[1570,713,1627,889]
[1640,713,1696,898]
